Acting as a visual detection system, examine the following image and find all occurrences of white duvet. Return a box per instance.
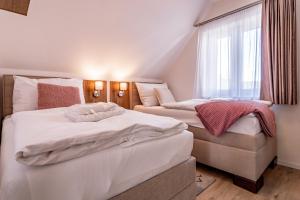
[12,107,187,166]
[0,117,193,200]
[162,99,209,111]
[162,99,273,111]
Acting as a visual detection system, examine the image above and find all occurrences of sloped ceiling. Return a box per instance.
[0,0,209,80]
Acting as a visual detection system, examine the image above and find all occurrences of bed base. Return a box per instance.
[192,137,277,193]
[268,156,278,169]
[110,157,196,200]
[196,156,277,193]
[233,156,277,193]
[233,174,264,193]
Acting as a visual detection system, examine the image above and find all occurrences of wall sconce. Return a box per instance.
[93,81,104,97]
[118,82,128,97]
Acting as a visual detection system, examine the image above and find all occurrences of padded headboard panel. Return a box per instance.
[129,82,142,109]
[2,75,14,118]
[2,75,107,118]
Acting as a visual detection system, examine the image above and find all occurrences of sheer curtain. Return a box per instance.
[194,4,262,100]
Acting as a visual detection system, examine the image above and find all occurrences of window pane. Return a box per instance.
[195,4,262,100]
[217,37,230,91]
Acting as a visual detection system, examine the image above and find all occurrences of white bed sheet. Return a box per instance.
[0,117,193,200]
[134,105,262,135]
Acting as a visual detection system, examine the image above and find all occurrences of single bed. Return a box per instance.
[132,82,277,193]
[0,75,196,200]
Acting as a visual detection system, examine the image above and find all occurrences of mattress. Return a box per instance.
[189,126,266,151]
[0,117,193,200]
[134,105,262,135]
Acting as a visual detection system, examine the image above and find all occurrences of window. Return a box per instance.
[194,4,262,100]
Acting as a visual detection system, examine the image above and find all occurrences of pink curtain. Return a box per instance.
[261,0,297,105]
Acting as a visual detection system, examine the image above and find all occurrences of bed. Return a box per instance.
[0,75,196,200]
[132,82,277,193]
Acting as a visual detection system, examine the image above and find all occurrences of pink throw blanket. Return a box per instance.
[195,101,276,137]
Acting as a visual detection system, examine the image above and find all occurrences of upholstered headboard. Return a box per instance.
[129,82,142,109]
[2,75,108,118]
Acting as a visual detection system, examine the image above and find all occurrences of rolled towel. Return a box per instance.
[65,102,125,122]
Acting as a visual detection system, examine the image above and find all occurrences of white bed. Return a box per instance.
[0,75,196,200]
[133,104,277,193]
[134,105,262,136]
[0,116,193,200]
[131,82,277,193]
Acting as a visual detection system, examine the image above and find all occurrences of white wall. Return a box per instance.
[0,0,208,80]
[161,31,198,100]
[163,0,300,169]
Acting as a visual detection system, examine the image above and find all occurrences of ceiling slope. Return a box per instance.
[0,0,208,80]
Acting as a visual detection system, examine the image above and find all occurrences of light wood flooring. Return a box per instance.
[196,164,300,200]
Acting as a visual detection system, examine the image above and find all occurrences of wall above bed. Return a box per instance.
[0,0,209,80]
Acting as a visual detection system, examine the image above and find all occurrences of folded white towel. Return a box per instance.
[65,102,125,122]
[69,102,118,115]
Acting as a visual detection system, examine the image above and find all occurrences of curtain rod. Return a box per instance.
[194,0,263,27]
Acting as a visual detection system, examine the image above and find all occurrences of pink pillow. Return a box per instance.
[38,83,81,109]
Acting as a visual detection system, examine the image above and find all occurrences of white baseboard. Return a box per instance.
[278,160,300,170]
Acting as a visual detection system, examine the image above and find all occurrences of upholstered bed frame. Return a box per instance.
[131,82,277,193]
[1,75,197,200]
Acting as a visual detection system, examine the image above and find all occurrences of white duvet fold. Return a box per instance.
[162,99,209,111]
[12,107,187,166]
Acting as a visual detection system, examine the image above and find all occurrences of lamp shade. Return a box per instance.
[95,81,104,90]
[119,82,128,91]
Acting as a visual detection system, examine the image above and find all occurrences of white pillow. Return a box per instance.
[135,83,168,107]
[154,87,176,105]
[13,76,38,113]
[12,76,85,113]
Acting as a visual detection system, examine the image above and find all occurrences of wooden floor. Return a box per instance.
[196,164,300,200]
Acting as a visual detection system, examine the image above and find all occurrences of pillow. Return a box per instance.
[37,83,81,109]
[12,76,85,113]
[13,76,38,113]
[39,78,85,103]
[154,87,176,105]
[135,83,168,107]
